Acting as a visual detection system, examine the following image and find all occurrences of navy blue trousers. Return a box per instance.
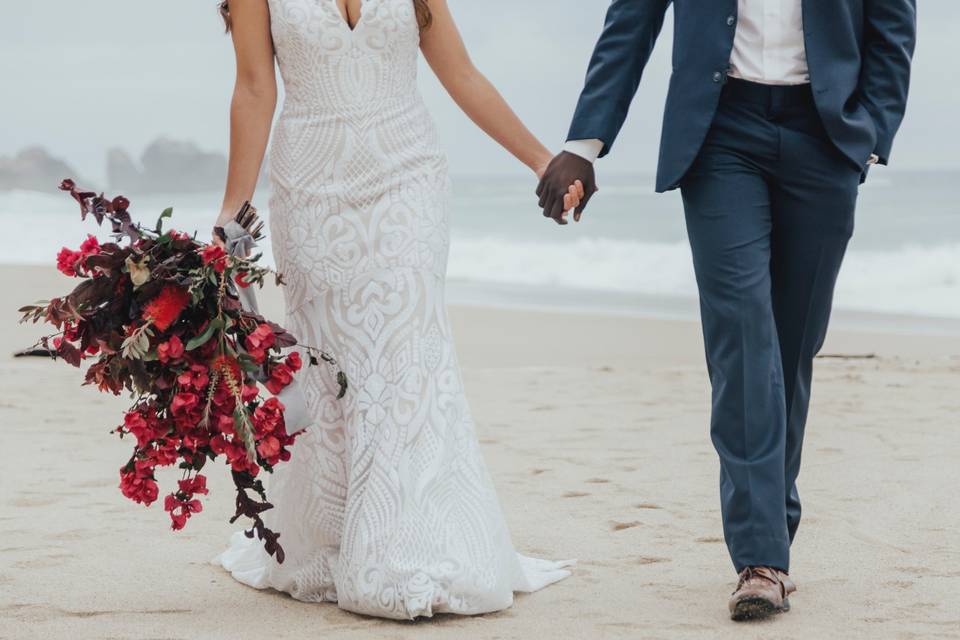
[680,79,861,573]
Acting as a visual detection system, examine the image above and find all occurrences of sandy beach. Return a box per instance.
[1,264,958,640]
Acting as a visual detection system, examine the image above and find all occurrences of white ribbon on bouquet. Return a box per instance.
[222,221,311,432]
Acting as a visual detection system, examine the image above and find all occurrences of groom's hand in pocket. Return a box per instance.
[537,152,598,225]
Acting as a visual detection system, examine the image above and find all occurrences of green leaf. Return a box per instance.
[18,300,49,313]
[155,207,174,234]
[121,330,150,360]
[233,406,258,463]
[185,318,224,351]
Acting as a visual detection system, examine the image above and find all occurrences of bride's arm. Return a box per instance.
[419,1,560,182]
[214,0,277,243]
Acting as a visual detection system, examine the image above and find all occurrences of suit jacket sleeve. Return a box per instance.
[567,0,671,158]
[859,0,917,164]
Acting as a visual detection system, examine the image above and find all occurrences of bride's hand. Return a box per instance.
[211,210,234,249]
[561,180,585,224]
[547,180,584,224]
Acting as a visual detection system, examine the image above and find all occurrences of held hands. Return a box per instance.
[537,151,598,225]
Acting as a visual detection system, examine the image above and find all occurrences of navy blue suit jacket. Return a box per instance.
[567,0,917,192]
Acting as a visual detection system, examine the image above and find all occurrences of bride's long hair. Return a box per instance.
[219,1,433,32]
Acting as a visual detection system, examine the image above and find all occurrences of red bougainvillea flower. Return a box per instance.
[253,397,293,465]
[120,460,160,506]
[167,229,191,242]
[163,494,203,531]
[156,335,185,364]
[211,383,237,417]
[79,234,101,257]
[242,383,259,404]
[211,434,261,475]
[146,439,179,467]
[254,397,285,436]
[265,362,294,395]
[286,351,302,372]
[215,413,237,436]
[244,323,276,363]
[178,474,209,496]
[56,235,101,278]
[234,272,252,289]
[171,391,199,416]
[56,247,83,277]
[123,410,159,448]
[61,322,81,344]
[257,435,281,460]
[177,364,210,392]
[180,429,211,453]
[201,245,228,274]
[170,391,202,429]
[142,285,191,332]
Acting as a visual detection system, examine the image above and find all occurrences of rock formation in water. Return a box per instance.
[106,137,269,194]
[1,138,267,195]
[107,137,228,194]
[0,147,84,192]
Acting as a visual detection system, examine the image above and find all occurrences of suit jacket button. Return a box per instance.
[726,15,736,26]
[712,71,723,83]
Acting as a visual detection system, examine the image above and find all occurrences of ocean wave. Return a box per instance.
[448,236,697,297]
[3,187,958,319]
[837,244,960,318]
[449,235,960,319]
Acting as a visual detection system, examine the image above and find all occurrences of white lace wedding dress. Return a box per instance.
[212,0,572,619]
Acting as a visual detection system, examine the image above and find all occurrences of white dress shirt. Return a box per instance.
[566,0,810,163]
[728,0,809,86]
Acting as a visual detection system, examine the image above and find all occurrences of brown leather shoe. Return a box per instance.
[728,567,796,621]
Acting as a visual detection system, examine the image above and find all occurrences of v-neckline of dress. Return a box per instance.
[330,0,366,32]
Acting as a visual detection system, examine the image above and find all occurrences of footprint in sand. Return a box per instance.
[584,478,610,484]
[13,553,72,570]
[530,468,550,475]
[74,478,115,489]
[610,521,642,531]
[695,536,724,544]
[562,491,590,498]
[635,556,670,565]
[44,529,89,541]
[9,496,61,508]
[883,580,915,589]
[635,503,663,510]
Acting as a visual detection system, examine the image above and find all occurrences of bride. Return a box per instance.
[211,0,581,619]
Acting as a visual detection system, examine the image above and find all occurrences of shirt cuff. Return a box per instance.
[563,139,604,164]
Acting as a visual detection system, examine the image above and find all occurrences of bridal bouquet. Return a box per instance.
[18,180,344,562]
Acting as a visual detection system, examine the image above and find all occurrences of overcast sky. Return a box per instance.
[1,1,958,183]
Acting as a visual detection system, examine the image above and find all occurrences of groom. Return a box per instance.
[539,0,916,621]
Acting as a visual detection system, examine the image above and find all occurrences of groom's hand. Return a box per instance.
[537,151,598,225]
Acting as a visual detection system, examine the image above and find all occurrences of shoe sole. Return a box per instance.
[730,596,786,621]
